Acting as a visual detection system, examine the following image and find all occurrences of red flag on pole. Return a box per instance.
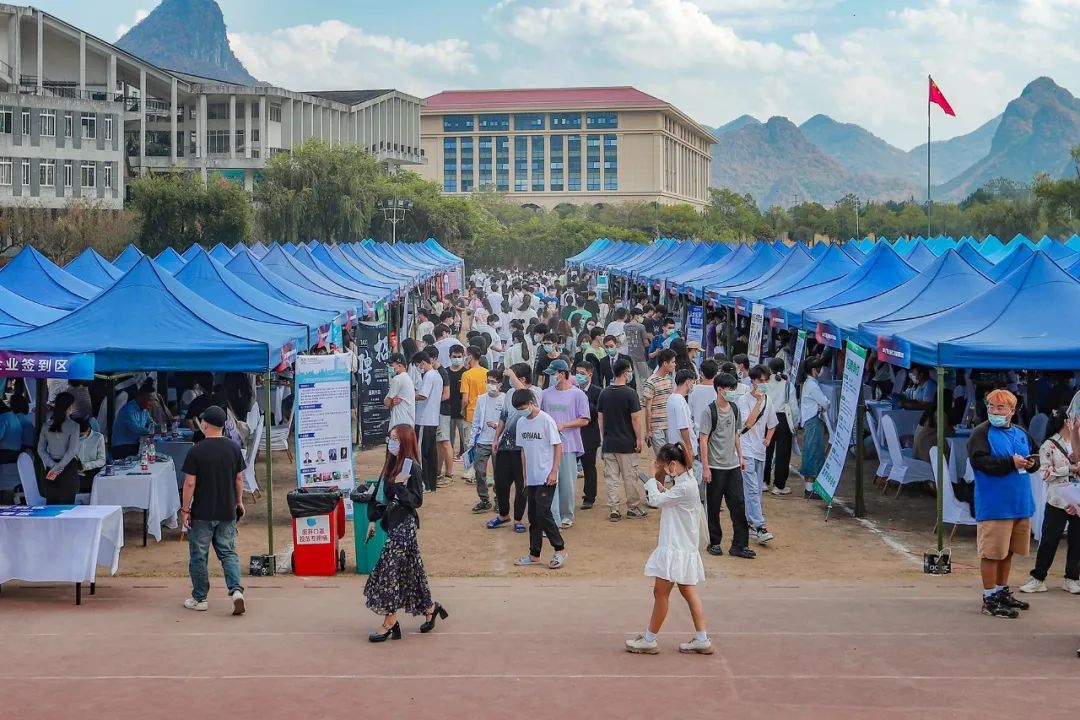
[929,76,955,116]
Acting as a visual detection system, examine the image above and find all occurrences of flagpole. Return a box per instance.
[927,74,932,239]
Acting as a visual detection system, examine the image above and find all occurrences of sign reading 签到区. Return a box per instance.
[813,341,868,505]
[748,303,765,365]
[876,335,911,369]
[686,304,703,345]
[0,352,94,380]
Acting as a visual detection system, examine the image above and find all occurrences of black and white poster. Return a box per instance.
[355,321,391,447]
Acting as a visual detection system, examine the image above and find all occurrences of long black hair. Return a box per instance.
[1047,405,1069,439]
[513,330,530,361]
[769,356,788,382]
[50,391,74,433]
[797,355,826,386]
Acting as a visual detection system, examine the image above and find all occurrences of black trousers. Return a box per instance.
[527,484,565,557]
[580,444,598,503]
[765,415,793,489]
[78,467,102,493]
[494,450,527,521]
[43,463,79,505]
[707,467,749,550]
[416,424,438,492]
[1031,504,1080,581]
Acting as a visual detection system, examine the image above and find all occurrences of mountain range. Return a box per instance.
[709,77,1080,207]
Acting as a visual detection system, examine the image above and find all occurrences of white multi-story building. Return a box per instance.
[0,4,425,209]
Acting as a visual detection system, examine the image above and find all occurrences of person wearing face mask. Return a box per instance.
[572,330,603,369]
[732,354,751,387]
[540,359,591,529]
[468,371,506,514]
[36,391,81,504]
[697,373,754,558]
[534,333,566,390]
[597,334,636,390]
[512,388,568,569]
[798,356,830,499]
[625,443,711,655]
[503,329,531,371]
[443,345,468,472]
[968,388,1040,619]
[646,318,678,368]
[384,354,416,430]
[900,364,936,411]
[736,365,778,545]
[575,361,602,511]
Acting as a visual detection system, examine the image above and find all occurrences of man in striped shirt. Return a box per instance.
[642,349,676,456]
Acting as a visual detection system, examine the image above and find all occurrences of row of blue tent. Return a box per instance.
[566,235,1080,370]
[0,238,463,374]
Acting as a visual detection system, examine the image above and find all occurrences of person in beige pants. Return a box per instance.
[597,358,648,521]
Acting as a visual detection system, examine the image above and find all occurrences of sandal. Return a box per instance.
[514,522,527,533]
[549,553,566,570]
[486,516,511,529]
[514,555,542,566]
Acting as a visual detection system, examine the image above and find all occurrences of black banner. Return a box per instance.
[355,321,390,447]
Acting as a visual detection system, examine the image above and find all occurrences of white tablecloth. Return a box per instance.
[0,505,124,583]
[90,458,180,542]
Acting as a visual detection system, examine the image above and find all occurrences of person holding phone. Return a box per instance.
[180,406,247,616]
[365,424,448,642]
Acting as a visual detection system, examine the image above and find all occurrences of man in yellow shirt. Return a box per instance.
[461,346,489,425]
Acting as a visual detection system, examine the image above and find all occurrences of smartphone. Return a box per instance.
[235,505,245,521]
[1026,454,1039,464]
[401,458,414,477]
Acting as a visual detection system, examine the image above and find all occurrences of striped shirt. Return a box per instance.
[642,371,674,431]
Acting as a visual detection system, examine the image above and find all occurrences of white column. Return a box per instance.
[108,54,116,100]
[244,99,251,158]
[9,16,18,83]
[138,69,146,172]
[228,94,236,160]
[197,94,206,159]
[78,33,85,95]
[170,78,177,164]
[286,98,294,149]
[259,95,267,156]
[35,11,42,90]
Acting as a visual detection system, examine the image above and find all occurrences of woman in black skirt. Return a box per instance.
[36,391,80,504]
[365,423,449,642]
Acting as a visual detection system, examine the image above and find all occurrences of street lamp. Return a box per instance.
[377,198,413,244]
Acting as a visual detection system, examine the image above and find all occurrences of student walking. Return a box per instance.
[412,350,443,492]
[642,349,676,454]
[469,371,505,514]
[487,364,540,532]
[598,359,647,521]
[540,359,590,528]
[737,365,777,545]
[512,389,568,569]
[697,373,754,559]
[764,357,796,495]
[575,360,602,510]
[798,357,830,498]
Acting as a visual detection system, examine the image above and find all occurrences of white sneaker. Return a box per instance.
[625,634,659,654]
[771,486,792,495]
[230,590,246,615]
[184,597,208,611]
[560,519,574,529]
[1018,577,1047,593]
[1063,579,1080,595]
[678,637,715,655]
[753,527,774,544]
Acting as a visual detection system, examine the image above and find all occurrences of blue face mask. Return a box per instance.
[724,390,739,401]
[387,439,400,455]
[988,413,1009,428]
[575,373,588,386]
[606,347,618,357]
[626,372,634,384]
[542,343,554,354]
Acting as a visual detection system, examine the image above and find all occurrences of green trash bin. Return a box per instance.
[353,479,388,575]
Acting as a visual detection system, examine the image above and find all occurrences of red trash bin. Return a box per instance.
[287,488,347,576]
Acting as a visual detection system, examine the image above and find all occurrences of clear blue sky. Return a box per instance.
[33,0,1080,150]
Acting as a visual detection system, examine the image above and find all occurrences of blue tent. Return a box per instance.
[697,244,783,303]
[709,244,811,308]
[0,281,66,338]
[291,244,390,299]
[740,244,859,311]
[809,242,830,259]
[956,242,995,274]
[181,244,204,261]
[248,241,270,259]
[840,242,867,264]
[985,244,1035,280]
[154,247,187,273]
[66,248,122,289]
[310,244,398,296]
[0,246,99,310]
[978,235,1005,257]
[678,244,757,299]
[260,246,368,311]
[342,243,415,287]
[1,257,303,371]
[1038,240,1077,264]
[566,238,609,267]
[174,248,328,346]
[902,242,937,271]
[226,249,353,317]
[1067,235,1080,253]
[209,242,236,263]
[806,250,993,348]
[925,236,957,255]
[890,253,1080,369]
[113,244,144,271]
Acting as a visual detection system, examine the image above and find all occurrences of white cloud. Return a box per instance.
[229,20,475,97]
[115,7,151,40]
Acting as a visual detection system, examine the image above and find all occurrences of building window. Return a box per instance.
[40,111,55,137]
[21,159,29,186]
[0,158,11,185]
[604,134,618,190]
[550,112,581,129]
[251,102,260,119]
[235,129,245,152]
[550,135,564,191]
[443,137,457,193]
[207,129,230,154]
[478,114,510,132]
[104,163,112,189]
[21,110,29,136]
[207,103,228,120]
[514,136,528,192]
[495,136,509,192]
[586,111,618,129]
[567,134,581,191]
[104,117,112,141]
[443,114,474,132]
[189,107,197,121]
[64,161,72,188]
[586,134,601,191]
[478,135,492,189]
[269,105,282,122]
[252,129,260,143]
[80,161,95,188]
[252,149,260,159]
[460,137,473,192]
[39,159,54,186]
[514,113,544,131]
[0,108,12,134]
[531,135,544,191]
[81,113,96,139]
[64,112,72,138]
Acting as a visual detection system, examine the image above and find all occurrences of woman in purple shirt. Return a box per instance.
[540,359,590,529]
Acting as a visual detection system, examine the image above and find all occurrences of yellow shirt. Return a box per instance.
[461,367,488,422]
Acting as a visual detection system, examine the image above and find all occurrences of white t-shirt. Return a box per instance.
[736,391,778,461]
[688,383,715,430]
[665,392,696,453]
[517,410,561,486]
[416,368,443,427]
[387,371,415,428]
[415,320,435,342]
[434,336,460,367]
[606,320,627,355]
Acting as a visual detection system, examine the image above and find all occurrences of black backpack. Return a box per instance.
[708,400,741,436]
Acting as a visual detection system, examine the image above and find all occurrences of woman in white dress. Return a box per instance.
[625,443,713,655]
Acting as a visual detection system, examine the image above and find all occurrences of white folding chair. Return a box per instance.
[1029,413,1049,447]
[865,413,891,482]
[882,415,934,496]
[930,445,975,539]
[269,412,294,461]
[243,417,263,497]
[17,452,45,506]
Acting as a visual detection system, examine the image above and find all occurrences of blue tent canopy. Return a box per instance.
[902,242,937,271]
[840,243,866,264]
[248,241,269,259]
[978,235,1005,257]
[0,280,66,339]
[113,244,144,271]
[342,243,415,287]
[741,244,859,310]
[890,253,1080,369]
[0,246,99,310]
[66,248,122,289]
[310,244,398,296]
[678,244,756,298]
[291,244,388,299]
[154,247,187,273]
[1067,235,1080,252]
[260,246,367,311]
[181,244,204,261]
[712,244,815,304]
[1,257,303,372]
[985,244,1035,280]
[703,244,794,307]
[226,249,353,316]
[925,236,957,255]
[1039,241,1077,264]
[209,243,236,263]
[956,242,996,274]
[809,242,830,259]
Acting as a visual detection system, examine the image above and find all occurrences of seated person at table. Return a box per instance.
[899,365,936,411]
[185,383,227,442]
[112,392,153,459]
[912,399,955,463]
[0,399,24,465]
[36,392,80,505]
[141,378,174,429]
[10,395,34,452]
[75,417,106,492]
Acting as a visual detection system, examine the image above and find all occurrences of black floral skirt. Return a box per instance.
[364,516,432,617]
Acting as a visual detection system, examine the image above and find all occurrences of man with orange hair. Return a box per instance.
[968,388,1041,618]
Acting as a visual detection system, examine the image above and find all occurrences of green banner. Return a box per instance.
[813,341,868,504]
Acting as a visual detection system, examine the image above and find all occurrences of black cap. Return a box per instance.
[201,405,228,428]
[388,353,407,366]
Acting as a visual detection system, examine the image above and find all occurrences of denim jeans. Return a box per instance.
[742,457,767,528]
[188,519,244,602]
[550,452,577,526]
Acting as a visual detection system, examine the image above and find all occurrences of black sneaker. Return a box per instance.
[729,546,756,559]
[581,500,594,510]
[471,501,492,514]
[981,594,1019,619]
[626,508,648,519]
[707,544,724,556]
[998,587,1030,611]
[609,511,622,522]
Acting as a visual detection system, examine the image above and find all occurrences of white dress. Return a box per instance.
[643,471,706,585]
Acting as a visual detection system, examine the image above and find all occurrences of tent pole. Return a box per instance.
[105,377,116,453]
[264,371,275,574]
[854,402,866,517]
[935,365,945,551]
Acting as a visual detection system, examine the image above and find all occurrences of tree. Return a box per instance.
[127,172,251,255]
[0,200,140,264]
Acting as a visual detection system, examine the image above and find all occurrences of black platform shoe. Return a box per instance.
[369,622,402,642]
[420,603,449,634]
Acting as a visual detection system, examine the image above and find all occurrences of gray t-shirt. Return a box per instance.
[624,321,648,363]
[696,401,739,470]
[497,386,543,452]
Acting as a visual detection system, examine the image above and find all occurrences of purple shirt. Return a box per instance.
[540,385,590,456]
